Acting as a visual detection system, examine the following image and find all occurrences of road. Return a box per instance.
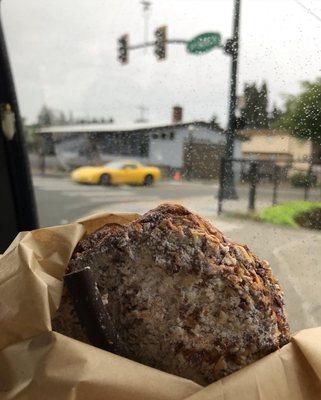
[33,175,321,226]
[32,174,321,333]
[32,176,218,226]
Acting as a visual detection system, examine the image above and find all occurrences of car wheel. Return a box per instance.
[143,174,154,186]
[100,173,111,186]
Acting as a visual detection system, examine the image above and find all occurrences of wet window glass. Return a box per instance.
[2,0,321,336]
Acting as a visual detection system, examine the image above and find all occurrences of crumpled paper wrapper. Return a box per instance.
[1,212,321,400]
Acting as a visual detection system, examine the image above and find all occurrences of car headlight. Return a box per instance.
[71,171,80,179]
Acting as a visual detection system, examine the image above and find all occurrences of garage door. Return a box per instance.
[183,141,225,179]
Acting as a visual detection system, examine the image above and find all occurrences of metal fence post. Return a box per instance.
[218,158,225,215]
[272,164,280,206]
[39,136,46,176]
[304,164,313,201]
[248,161,258,212]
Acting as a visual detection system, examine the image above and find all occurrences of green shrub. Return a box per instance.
[259,201,321,227]
[295,208,321,230]
[290,172,316,188]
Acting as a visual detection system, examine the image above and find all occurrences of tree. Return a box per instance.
[36,105,57,159]
[277,78,321,163]
[241,82,269,129]
[57,111,67,125]
[37,105,115,126]
[209,115,223,131]
[68,110,74,124]
[259,82,269,127]
[269,104,282,125]
[37,105,56,126]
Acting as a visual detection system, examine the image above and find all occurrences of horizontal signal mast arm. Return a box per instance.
[129,38,188,50]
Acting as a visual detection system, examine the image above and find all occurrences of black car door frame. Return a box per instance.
[0,2,38,252]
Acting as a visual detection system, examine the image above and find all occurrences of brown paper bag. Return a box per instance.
[1,212,321,400]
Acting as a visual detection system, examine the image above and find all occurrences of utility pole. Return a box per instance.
[136,105,148,122]
[222,0,241,199]
[141,1,151,53]
[118,1,242,202]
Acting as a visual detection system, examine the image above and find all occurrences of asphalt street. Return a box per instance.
[32,175,321,226]
[32,176,218,226]
[32,174,321,333]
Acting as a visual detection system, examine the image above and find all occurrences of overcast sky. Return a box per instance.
[2,0,321,126]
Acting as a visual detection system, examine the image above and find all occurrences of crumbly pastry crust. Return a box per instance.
[54,203,290,385]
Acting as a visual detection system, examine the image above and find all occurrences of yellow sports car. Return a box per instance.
[71,160,161,186]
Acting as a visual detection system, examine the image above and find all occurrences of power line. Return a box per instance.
[293,0,321,24]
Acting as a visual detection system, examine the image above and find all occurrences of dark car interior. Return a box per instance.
[0,12,38,253]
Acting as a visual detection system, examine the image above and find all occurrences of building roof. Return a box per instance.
[37,120,214,134]
[37,120,248,141]
[239,128,291,138]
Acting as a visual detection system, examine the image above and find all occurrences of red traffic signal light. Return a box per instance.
[118,34,128,64]
[154,26,167,60]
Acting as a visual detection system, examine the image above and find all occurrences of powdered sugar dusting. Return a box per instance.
[66,203,290,385]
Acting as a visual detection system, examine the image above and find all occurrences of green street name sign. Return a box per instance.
[187,32,221,54]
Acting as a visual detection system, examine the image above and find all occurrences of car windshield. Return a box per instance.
[104,161,127,169]
[2,0,321,338]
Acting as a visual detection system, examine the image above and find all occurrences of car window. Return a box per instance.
[104,161,125,169]
[123,164,137,169]
[3,0,321,336]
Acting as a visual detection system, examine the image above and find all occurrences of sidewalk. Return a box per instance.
[88,194,270,218]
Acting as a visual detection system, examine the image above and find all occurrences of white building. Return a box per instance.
[37,119,244,179]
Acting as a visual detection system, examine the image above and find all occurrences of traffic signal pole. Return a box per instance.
[118,2,242,200]
[129,38,187,50]
[221,0,241,199]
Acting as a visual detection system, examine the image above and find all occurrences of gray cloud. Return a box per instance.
[2,0,321,126]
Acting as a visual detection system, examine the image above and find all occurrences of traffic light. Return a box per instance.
[224,38,237,56]
[118,34,128,64]
[154,26,167,60]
